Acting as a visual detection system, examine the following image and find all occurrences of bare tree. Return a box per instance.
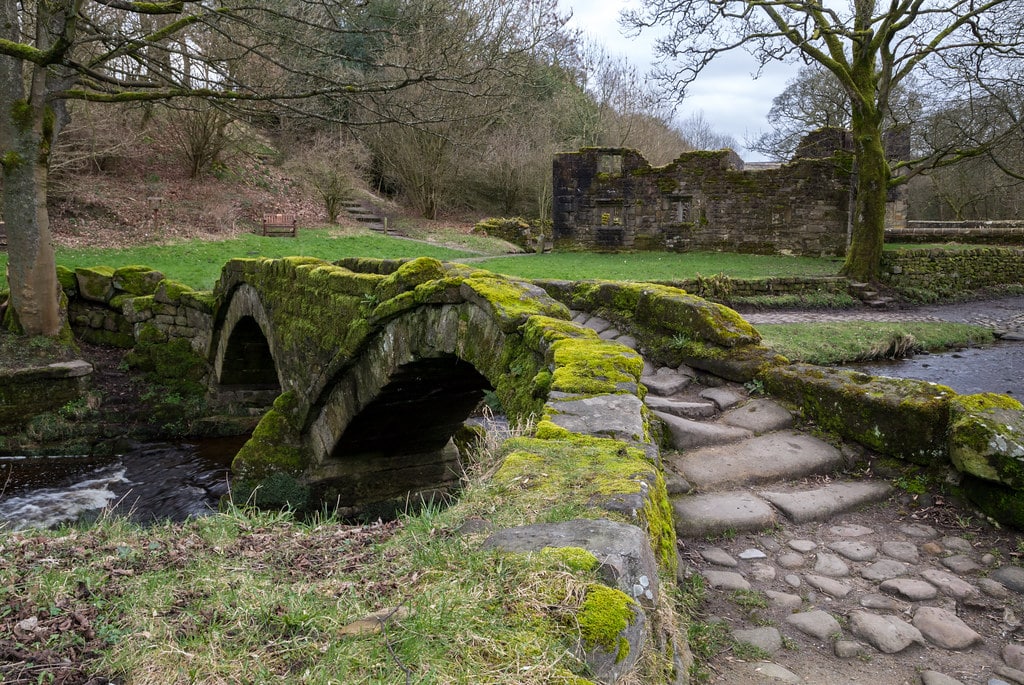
[748,64,921,161]
[676,112,738,153]
[0,0,567,336]
[625,0,1024,282]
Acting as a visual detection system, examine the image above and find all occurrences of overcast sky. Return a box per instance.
[562,0,798,161]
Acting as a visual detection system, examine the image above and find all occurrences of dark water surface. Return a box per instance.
[0,436,245,530]
[848,341,1024,398]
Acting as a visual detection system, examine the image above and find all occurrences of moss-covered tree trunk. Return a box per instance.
[0,105,62,336]
[0,0,67,337]
[840,118,890,283]
[839,0,891,284]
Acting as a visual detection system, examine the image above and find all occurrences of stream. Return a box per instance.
[0,436,243,531]
[2,339,1020,531]
[847,341,1024,398]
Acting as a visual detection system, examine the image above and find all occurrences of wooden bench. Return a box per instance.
[261,213,297,237]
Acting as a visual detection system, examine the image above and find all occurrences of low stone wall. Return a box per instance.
[61,265,215,355]
[0,360,92,429]
[648,275,851,304]
[880,247,1024,300]
[760,363,1024,528]
[888,221,1024,245]
[537,279,786,382]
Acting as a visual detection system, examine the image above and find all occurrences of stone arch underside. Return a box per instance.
[303,303,526,517]
[210,284,283,409]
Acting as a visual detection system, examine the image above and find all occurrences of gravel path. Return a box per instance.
[740,296,1024,338]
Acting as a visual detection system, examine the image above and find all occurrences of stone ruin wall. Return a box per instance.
[553,128,912,258]
[553,146,854,257]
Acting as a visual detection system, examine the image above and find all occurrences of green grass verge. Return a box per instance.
[470,251,842,281]
[757,321,996,365]
[0,229,477,291]
[0,490,604,683]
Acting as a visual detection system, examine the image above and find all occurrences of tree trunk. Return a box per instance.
[0,7,63,337]
[840,110,890,283]
[2,120,63,337]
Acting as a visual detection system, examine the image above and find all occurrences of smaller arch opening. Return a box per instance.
[217,316,280,408]
[317,355,493,520]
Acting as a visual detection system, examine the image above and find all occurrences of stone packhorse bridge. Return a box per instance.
[58,255,1024,683]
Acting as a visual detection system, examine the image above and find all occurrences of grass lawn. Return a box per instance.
[471,251,843,281]
[0,228,479,291]
[757,321,995,365]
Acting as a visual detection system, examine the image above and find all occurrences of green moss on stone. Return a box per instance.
[376,256,449,302]
[550,337,642,395]
[125,334,206,396]
[113,265,165,296]
[463,275,570,331]
[539,546,600,573]
[950,393,1024,488]
[75,266,116,303]
[154,279,194,304]
[56,266,77,293]
[764,363,954,464]
[960,475,1024,529]
[578,584,637,663]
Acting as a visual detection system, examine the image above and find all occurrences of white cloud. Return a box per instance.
[562,0,798,160]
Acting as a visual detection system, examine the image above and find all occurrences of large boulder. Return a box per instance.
[949,393,1024,488]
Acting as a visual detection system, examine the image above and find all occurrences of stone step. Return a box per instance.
[759,480,893,523]
[718,398,794,434]
[666,430,843,490]
[672,478,892,538]
[644,395,717,419]
[641,367,694,396]
[673,490,777,537]
[653,411,752,450]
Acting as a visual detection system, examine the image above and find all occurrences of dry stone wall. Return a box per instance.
[64,265,214,355]
[880,247,1024,299]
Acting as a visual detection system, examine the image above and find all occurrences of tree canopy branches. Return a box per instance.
[625,0,1024,281]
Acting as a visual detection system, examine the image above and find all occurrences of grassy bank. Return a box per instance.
[0,228,482,292]
[474,251,841,281]
[0,430,663,684]
[757,321,996,365]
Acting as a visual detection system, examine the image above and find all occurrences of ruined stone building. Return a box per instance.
[551,129,907,257]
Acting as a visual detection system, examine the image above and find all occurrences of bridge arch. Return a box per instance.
[210,283,283,408]
[303,302,528,517]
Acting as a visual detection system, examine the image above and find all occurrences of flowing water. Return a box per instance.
[848,341,1024,398]
[0,436,245,531]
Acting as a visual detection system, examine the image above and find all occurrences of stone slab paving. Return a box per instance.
[668,431,845,491]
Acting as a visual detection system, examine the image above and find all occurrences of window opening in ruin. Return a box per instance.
[598,154,623,177]
[596,201,623,226]
[671,195,693,223]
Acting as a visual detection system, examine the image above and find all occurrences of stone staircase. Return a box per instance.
[572,309,1024,685]
[341,199,387,232]
[848,280,897,309]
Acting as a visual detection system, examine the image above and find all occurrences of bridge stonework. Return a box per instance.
[207,256,696,680]
[50,255,1024,682]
